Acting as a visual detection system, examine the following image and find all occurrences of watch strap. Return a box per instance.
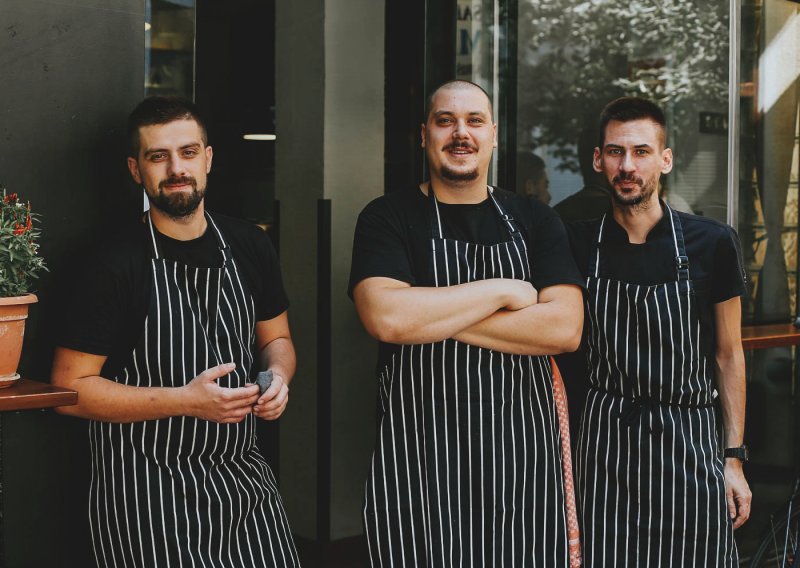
[723,445,748,462]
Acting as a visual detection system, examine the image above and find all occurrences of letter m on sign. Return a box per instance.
[459,29,481,55]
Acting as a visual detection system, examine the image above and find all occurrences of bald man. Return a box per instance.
[349,80,584,566]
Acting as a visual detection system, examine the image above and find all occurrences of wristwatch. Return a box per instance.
[723,445,749,462]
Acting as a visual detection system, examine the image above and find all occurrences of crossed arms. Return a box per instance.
[51,311,295,424]
[353,276,583,355]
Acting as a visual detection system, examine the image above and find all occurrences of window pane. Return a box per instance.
[735,4,800,558]
[738,0,800,324]
[514,1,730,221]
[145,0,196,98]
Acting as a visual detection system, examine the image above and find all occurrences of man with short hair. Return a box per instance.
[52,96,300,567]
[569,97,751,566]
[518,152,550,204]
[349,80,584,565]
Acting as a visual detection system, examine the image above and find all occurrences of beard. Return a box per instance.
[148,176,205,219]
[611,173,658,209]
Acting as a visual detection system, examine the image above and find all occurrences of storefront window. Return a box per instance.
[145,0,196,98]
[738,0,800,324]
[452,0,732,218]
[515,1,731,219]
[735,0,800,558]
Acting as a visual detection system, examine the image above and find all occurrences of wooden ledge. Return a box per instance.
[741,324,800,350]
[0,379,77,412]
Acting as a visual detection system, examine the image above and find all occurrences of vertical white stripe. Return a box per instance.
[397,344,418,565]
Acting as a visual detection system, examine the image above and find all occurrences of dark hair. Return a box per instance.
[598,96,667,148]
[424,80,493,121]
[127,96,208,156]
[516,152,546,183]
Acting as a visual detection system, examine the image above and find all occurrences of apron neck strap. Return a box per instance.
[427,185,524,243]
[146,211,230,262]
[590,214,607,278]
[590,205,690,281]
[665,203,690,281]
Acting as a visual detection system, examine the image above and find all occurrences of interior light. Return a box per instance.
[243,134,277,141]
[145,22,152,31]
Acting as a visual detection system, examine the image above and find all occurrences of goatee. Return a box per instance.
[441,166,479,182]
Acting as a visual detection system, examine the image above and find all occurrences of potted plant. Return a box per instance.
[0,187,47,387]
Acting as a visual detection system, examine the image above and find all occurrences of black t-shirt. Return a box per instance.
[566,207,746,300]
[349,186,585,295]
[55,212,289,378]
[565,205,746,357]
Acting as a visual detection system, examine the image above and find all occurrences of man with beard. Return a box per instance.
[568,97,751,566]
[349,80,584,566]
[52,96,300,567]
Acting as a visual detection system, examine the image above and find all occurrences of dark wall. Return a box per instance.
[196,0,277,224]
[0,0,144,565]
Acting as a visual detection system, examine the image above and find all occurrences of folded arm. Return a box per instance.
[353,276,538,345]
[454,284,583,355]
[51,348,259,423]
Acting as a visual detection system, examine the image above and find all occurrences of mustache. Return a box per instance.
[159,176,197,189]
[612,173,644,186]
[443,141,478,152]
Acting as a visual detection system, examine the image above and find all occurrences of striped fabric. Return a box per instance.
[363,188,569,567]
[88,213,299,568]
[575,206,737,567]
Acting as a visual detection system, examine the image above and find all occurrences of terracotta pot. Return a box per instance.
[0,294,38,385]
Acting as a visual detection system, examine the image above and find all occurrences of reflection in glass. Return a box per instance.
[455,0,504,181]
[738,0,800,325]
[145,0,196,98]
[515,1,730,220]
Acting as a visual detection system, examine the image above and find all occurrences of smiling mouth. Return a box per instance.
[446,145,476,157]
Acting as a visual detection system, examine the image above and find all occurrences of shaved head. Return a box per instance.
[425,80,493,122]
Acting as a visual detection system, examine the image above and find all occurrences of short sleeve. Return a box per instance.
[526,200,586,290]
[710,226,747,303]
[348,197,415,297]
[253,230,290,321]
[53,256,132,357]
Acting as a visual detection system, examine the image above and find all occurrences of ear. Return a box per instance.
[592,147,603,173]
[127,157,142,185]
[661,147,673,175]
[420,123,426,148]
[205,145,213,173]
[492,122,498,148]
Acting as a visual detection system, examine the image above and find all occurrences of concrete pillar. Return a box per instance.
[276,0,384,543]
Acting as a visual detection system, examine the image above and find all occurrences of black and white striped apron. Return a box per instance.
[575,206,737,566]
[363,187,569,567]
[88,212,299,568]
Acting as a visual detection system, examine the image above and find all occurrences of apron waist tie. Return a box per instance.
[591,386,714,435]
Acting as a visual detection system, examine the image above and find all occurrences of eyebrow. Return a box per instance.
[432,110,488,118]
[143,142,202,157]
[604,143,654,150]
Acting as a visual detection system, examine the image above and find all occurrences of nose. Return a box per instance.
[452,118,469,139]
[619,150,635,173]
[167,152,188,177]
